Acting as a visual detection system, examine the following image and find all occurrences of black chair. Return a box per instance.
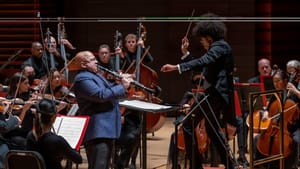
[4,150,46,169]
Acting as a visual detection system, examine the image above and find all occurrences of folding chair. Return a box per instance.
[5,150,46,169]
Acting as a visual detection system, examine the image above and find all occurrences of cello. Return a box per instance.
[256,98,299,157]
[256,70,300,158]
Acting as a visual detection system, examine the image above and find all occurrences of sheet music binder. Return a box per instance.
[52,115,90,151]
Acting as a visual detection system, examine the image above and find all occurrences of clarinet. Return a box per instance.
[97,65,161,97]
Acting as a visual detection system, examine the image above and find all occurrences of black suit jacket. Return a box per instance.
[179,39,234,104]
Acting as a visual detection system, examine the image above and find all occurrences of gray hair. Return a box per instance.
[286,60,300,70]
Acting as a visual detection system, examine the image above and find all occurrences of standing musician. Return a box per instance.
[113,31,155,169]
[70,51,132,169]
[161,13,238,169]
[253,69,300,169]
[114,33,153,71]
[97,44,114,70]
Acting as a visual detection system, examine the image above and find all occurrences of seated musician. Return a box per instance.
[22,65,36,86]
[253,69,300,169]
[43,69,70,114]
[4,72,35,150]
[26,98,82,169]
[0,99,26,169]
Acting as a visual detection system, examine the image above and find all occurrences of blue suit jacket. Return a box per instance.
[73,70,126,142]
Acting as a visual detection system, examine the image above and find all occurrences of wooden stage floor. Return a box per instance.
[76,117,299,169]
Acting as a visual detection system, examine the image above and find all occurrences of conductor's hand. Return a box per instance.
[161,64,178,72]
[121,77,132,89]
[181,37,189,55]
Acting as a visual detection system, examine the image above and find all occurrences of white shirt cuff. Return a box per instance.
[177,64,182,74]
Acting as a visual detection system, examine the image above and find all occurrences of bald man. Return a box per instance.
[248,58,272,83]
[71,51,131,169]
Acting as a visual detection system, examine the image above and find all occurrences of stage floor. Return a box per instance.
[76,117,299,169]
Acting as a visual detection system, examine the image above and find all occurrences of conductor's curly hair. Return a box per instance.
[192,13,227,41]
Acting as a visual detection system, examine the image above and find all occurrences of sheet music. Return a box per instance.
[52,115,89,150]
[119,99,173,112]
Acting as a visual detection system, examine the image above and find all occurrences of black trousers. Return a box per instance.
[85,138,114,169]
[115,111,141,169]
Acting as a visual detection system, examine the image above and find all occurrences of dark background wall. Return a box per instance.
[48,0,255,104]
[11,0,298,104]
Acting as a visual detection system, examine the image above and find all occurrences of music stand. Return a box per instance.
[119,99,177,169]
[234,83,266,113]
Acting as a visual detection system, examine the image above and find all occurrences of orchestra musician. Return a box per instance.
[97,44,115,71]
[3,72,36,150]
[26,98,82,169]
[161,13,238,169]
[43,35,76,71]
[21,42,48,79]
[253,69,300,169]
[22,65,36,86]
[235,58,273,167]
[43,69,70,114]
[114,32,154,169]
[0,99,27,169]
[70,51,132,169]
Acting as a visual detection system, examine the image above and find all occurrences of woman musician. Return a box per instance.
[3,72,36,150]
[43,69,72,115]
[253,69,300,169]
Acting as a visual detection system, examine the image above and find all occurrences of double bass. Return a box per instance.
[124,23,166,133]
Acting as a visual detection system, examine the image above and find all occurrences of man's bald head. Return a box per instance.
[69,51,98,72]
[258,58,272,76]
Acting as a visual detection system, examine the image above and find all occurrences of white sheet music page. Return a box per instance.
[52,115,89,150]
[119,99,172,112]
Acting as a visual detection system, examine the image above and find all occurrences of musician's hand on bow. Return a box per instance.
[286,82,299,97]
[261,110,269,122]
[160,64,178,72]
[0,101,10,114]
[181,37,189,55]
